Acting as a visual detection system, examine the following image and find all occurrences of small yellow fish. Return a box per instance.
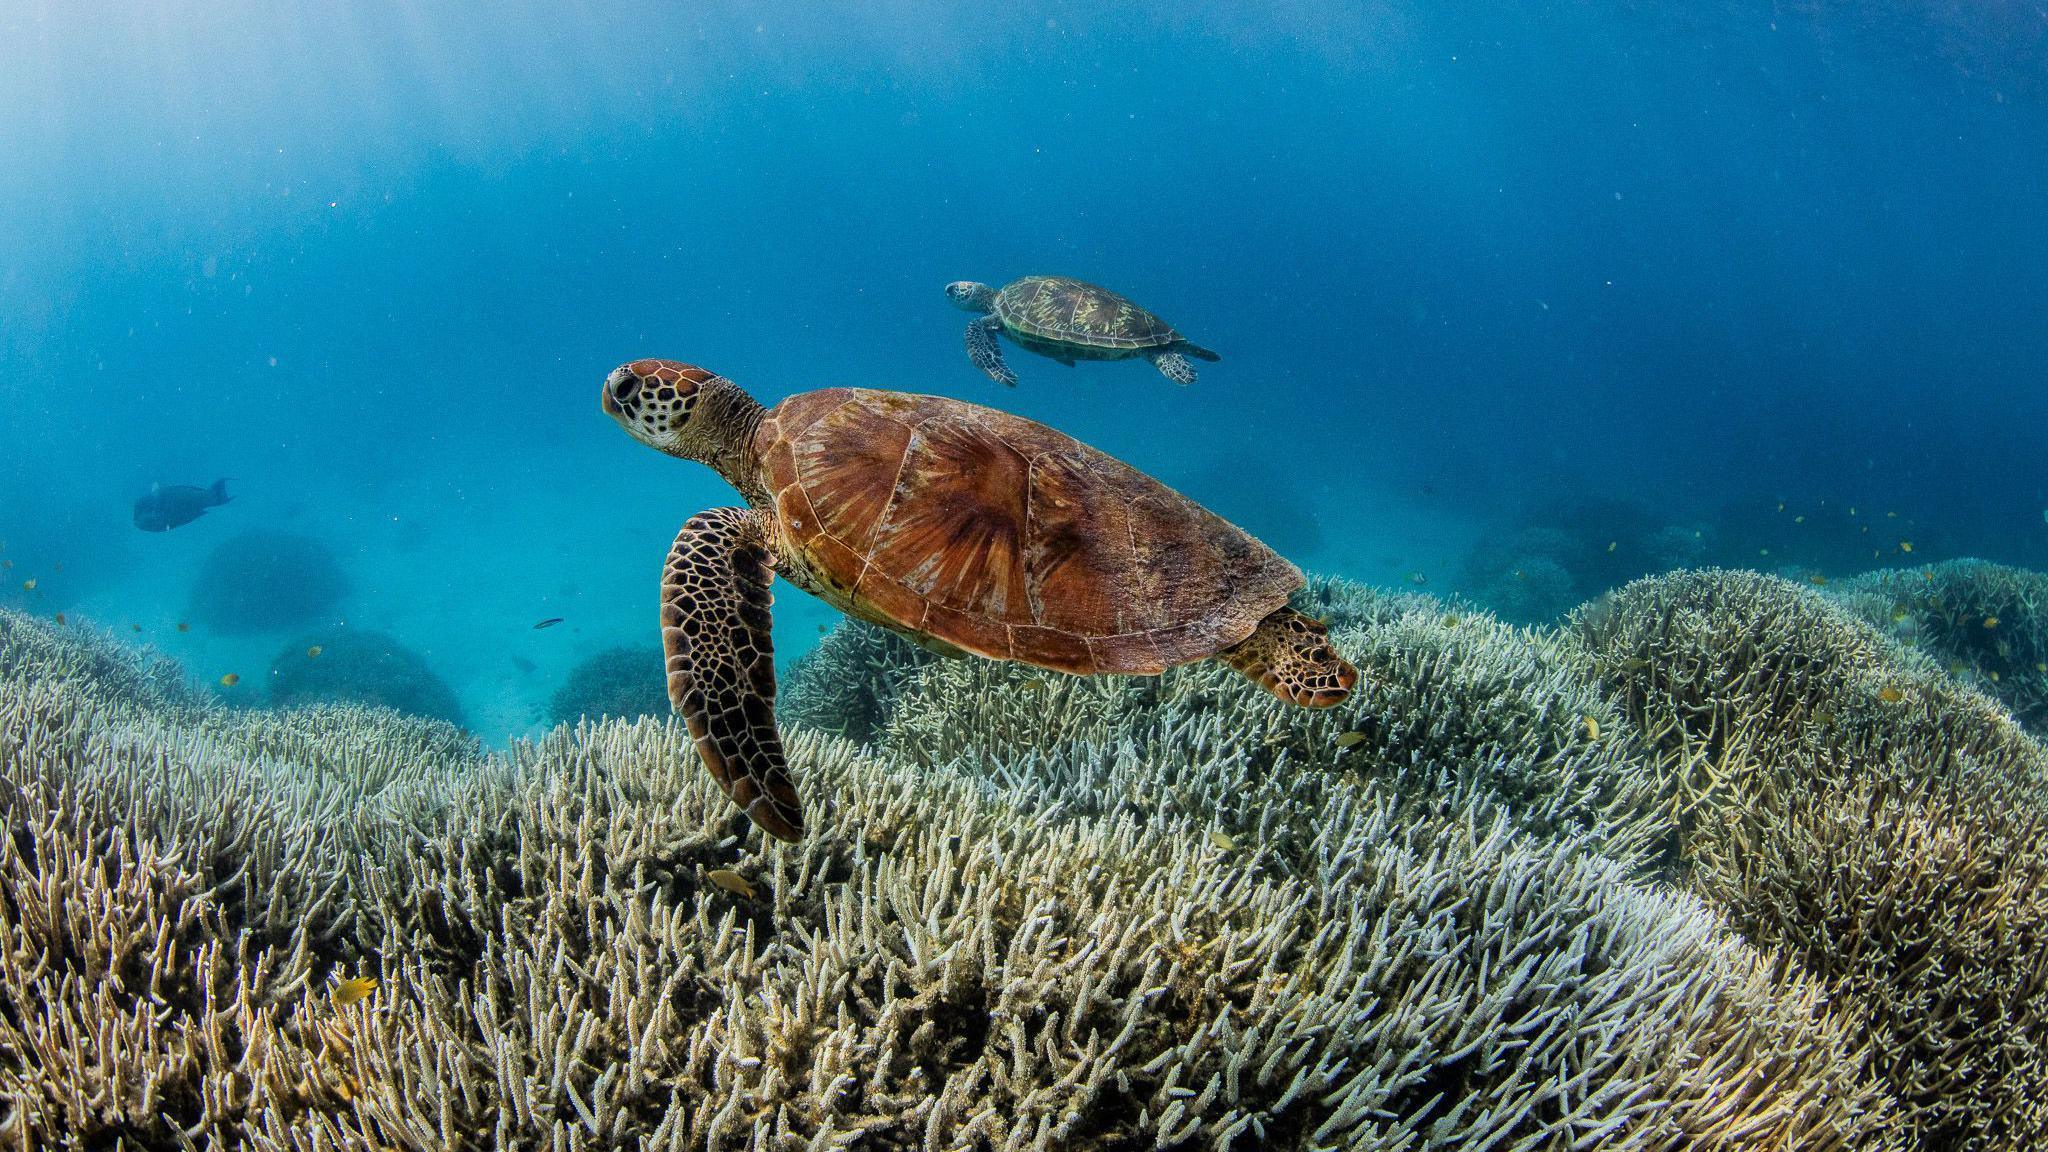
[1606,541,1617,553]
[1794,515,1806,524]
[1890,609,1910,623]
[331,975,377,1008]
[706,869,754,898]
[219,673,240,688]
[1206,827,1238,852]
[21,579,34,591]
[2035,662,2046,674]
[1808,574,1829,586]
[306,645,324,659]
[1991,671,2002,682]
[1984,617,2000,629]
[1849,507,1857,516]
[1886,510,1898,518]
[1777,502,1786,512]
[1443,614,1461,626]
[1582,716,1600,741]
[1900,541,1914,553]
[1758,548,1771,557]
[1333,731,1368,748]
[176,622,191,633]
[1878,686,1905,703]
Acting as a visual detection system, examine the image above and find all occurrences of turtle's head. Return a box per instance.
[603,359,769,495]
[945,281,996,313]
[603,360,709,454]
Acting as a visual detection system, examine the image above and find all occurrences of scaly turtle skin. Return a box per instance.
[603,360,1355,842]
[946,275,1221,386]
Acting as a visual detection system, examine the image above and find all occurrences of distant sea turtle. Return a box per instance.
[945,275,1221,386]
[602,359,1356,840]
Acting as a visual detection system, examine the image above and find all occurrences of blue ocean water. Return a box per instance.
[2,1,2043,740]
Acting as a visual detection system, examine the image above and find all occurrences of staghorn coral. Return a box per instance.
[187,529,352,635]
[1572,569,2048,1152]
[545,644,668,726]
[0,603,1895,1150]
[268,627,466,728]
[855,578,1663,868]
[1832,559,2048,731]
[779,619,941,745]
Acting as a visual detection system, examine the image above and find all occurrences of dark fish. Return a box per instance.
[510,655,538,675]
[533,617,564,630]
[134,479,232,532]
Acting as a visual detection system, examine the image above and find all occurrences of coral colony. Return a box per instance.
[2,566,2044,1149]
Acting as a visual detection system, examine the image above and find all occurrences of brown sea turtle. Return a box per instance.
[601,359,1356,840]
[945,275,1220,386]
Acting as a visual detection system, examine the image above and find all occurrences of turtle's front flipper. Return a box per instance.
[1149,349,1198,385]
[966,316,1017,386]
[1217,607,1357,708]
[662,507,804,841]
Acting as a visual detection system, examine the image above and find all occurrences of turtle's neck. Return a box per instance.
[678,377,769,508]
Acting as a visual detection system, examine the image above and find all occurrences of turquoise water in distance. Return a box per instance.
[2,2,2044,740]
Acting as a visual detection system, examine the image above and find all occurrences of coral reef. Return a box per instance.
[187,529,351,635]
[1572,569,2048,1151]
[268,627,466,727]
[545,645,669,726]
[1831,559,2048,732]
[779,619,941,745]
[840,579,1661,870]
[0,598,1900,1150]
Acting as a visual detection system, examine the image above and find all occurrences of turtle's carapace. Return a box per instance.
[603,359,1355,842]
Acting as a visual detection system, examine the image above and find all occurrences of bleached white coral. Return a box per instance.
[0,602,1894,1150]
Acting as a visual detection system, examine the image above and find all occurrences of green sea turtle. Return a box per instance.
[601,359,1357,841]
[945,275,1221,386]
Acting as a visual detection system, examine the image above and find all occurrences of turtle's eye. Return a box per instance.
[613,374,641,403]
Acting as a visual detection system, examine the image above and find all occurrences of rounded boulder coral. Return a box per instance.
[186,529,351,635]
[268,627,464,727]
[545,645,668,727]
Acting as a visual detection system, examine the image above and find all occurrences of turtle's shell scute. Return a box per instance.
[994,276,1181,352]
[758,389,1299,674]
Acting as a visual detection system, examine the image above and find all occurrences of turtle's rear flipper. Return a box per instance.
[966,316,1017,386]
[1217,607,1357,709]
[662,507,805,841]
[1149,350,1198,385]
[1180,342,1221,362]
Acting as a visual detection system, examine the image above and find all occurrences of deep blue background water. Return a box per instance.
[3,1,2044,737]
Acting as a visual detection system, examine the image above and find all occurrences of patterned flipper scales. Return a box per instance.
[1149,350,1197,385]
[661,507,805,841]
[966,315,1017,386]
